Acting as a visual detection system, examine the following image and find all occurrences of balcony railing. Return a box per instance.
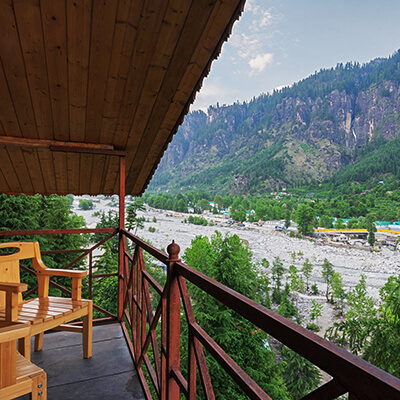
[1,227,400,399]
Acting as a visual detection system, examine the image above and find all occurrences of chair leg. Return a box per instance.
[19,336,31,361]
[83,301,93,358]
[30,372,47,400]
[34,333,44,351]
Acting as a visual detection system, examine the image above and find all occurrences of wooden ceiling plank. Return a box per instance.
[0,165,11,193]
[102,157,120,195]
[0,1,38,138]
[21,148,46,193]
[67,0,91,142]
[98,156,111,194]
[122,0,192,150]
[129,0,244,194]
[89,154,106,194]
[112,0,169,149]
[66,153,79,194]
[120,0,196,193]
[37,148,57,194]
[0,60,22,136]
[124,0,217,192]
[84,0,119,195]
[52,152,68,194]
[13,0,54,140]
[170,1,244,113]
[79,153,92,194]
[98,0,142,144]
[85,0,119,143]
[5,147,34,193]
[40,0,69,142]
[0,147,22,192]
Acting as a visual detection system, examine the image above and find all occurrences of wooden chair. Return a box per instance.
[0,242,92,361]
[0,321,47,399]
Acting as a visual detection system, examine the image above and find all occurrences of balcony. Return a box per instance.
[2,227,400,400]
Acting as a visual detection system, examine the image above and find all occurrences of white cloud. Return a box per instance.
[249,53,274,73]
[225,1,281,76]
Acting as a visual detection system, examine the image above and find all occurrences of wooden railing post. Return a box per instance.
[166,240,181,400]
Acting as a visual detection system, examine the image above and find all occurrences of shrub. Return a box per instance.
[306,323,319,332]
[311,283,319,295]
[79,199,94,210]
[148,226,156,233]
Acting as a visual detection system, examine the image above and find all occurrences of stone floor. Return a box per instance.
[17,323,145,400]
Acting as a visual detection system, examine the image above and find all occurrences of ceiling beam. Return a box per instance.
[0,136,125,156]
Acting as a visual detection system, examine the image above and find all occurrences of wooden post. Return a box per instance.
[118,156,126,321]
[88,251,93,300]
[166,240,181,400]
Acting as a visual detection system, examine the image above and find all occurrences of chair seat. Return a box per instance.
[0,297,90,326]
[0,352,46,399]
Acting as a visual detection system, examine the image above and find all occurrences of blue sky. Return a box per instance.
[192,0,400,111]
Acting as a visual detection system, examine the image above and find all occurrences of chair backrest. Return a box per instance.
[0,242,42,307]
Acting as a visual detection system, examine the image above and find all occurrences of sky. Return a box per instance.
[192,0,400,111]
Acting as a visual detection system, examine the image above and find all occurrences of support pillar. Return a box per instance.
[166,240,181,400]
[118,156,126,321]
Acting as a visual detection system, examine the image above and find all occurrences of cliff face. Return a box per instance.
[151,54,400,194]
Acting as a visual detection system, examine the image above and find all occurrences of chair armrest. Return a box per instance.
[0,322,30,343]
[37,269,87,301]
[0,284,26,322]
[0,282,28,293]
[37,269,87,278]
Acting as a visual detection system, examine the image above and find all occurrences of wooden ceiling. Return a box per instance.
[0,0,245,196]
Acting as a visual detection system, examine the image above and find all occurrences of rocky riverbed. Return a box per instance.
[74,197,400,333]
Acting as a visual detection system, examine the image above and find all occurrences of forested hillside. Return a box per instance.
[149,50,400,195]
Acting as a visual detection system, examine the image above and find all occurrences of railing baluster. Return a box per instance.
[178,276,215,400]
[188,330,197,400]
[88,251,92,300]
[135,247,144,364]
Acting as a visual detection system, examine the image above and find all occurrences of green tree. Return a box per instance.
[197,198,210,212]
[309,300,323,327]
[175,198,188,213]
[231,206,246,222]
[126,199,145,233]
[272,256,285,292]
[281,346,321,400]
[183,232,290,399]
[79,199,94,210]
[335,218,345,229]
[331,272,346,312]
[320,215,333,228]
[322,258,334,301]
[213,194,223,211]
[296,204,315,236]
[93,210,119,252]
[284,209,291,229]
[365,214,377,247]
[301,258,313,291]
[326,274,400,378]
[288,264,304,293]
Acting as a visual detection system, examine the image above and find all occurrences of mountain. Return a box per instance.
[148,51,400,194]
